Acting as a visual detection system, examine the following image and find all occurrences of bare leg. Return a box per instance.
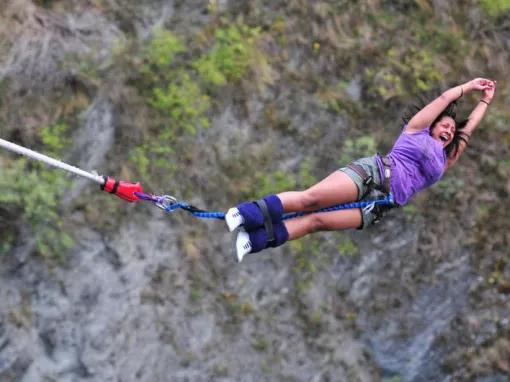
[277,171,358,213]
[231,171,361,260]
[284,208,362,240]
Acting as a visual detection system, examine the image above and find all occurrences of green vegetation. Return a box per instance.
[365,47,442,100]
[240,160,316,201]
[431,174,465,201]
[212,363,229,377]
[251,170,296,199]
[150,72,210,135]
[298,159,317,188]
[0,122,74,261]
[317,80,361,115]
[1,2,508,378]
[194,24,263,86]
[289,238,321,294]
[480,0,510,17]
[336,234,358,257]
[221,292,254,323]
[143,28,185,72]
[382,376,402,382]
[340,135,377,165]
[129,23,267,179]
[402,204,418,216]
[190,286,203,302]
[251,336,270,352]
[355,6,465,107]
[40,122,70,156]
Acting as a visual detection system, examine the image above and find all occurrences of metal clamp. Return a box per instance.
[155,195,179,211]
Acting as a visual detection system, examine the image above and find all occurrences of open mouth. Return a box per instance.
[439,133,450,142]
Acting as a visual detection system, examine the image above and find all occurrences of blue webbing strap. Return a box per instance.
[134,192,395,221]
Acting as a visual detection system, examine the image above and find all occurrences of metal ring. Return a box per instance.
[155,195,178,211]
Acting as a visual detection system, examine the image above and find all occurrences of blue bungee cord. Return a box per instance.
[134,192,395,220]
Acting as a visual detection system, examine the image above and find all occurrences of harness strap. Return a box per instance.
[379,155,392,195]
[347,163,373,198]
[255,199,275,244]
[347,155,392,197]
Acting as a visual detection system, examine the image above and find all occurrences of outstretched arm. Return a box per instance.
[406,78,494,133]
[446,80,496,169]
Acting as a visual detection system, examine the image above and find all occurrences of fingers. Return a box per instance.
[482,80,497,102]
[484,80,496,92]
[471,78,495,91]
[479,79,492,89]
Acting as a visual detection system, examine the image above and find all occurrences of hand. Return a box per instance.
[467,78,494,92]
[481,80,496,104]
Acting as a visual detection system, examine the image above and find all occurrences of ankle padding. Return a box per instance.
[236,194,284,230]
[247,228,269,253]
[237,201,264,230]
[268,222,289,248]
[247,222,289,253]
[263,195,284,221]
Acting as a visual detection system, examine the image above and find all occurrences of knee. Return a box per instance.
[307,213,328,233]
[301,189,321,210]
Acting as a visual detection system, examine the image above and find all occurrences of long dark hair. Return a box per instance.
[402,99,468,159]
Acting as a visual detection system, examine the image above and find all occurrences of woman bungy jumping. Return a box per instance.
[225,78,497,262]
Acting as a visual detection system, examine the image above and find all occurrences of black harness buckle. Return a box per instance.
[363,175,373,186]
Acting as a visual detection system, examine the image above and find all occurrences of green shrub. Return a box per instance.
[251,337,269,352]
[340,135,377,165]
[403,204,418,216]
[431,174,465,201]
[129,71,210,176]
[365,67,404,101]
[316,81,361,115]
[382,377,402,382]
[40,122,70,155]
[129,22,269,180]
[480,0,510,17]
[0,159,73,261]
[150,72,210,135]
[366,47,442,100]
[298,159,317,187]
[143,28,185,74]
[336,234,358,257]
[194,24,262,86]
[0,122,74,261]
[250,170,297,199]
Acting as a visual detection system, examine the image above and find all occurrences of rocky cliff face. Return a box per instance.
[1,1,509,381]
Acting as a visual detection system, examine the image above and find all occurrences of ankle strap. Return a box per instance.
[255,199,275,244]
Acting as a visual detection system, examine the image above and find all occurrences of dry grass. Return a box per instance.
[0,0,122,94]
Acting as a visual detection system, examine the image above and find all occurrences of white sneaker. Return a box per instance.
[235,228,252,263]
[225,207,244,232]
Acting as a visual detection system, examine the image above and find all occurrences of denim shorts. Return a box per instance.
[339,156,396,229]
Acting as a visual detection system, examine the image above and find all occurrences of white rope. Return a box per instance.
[0,138,104,184]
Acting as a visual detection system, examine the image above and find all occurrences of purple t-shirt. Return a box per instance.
[376,126,446,205]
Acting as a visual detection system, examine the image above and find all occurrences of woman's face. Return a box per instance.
[431,116,456,148]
